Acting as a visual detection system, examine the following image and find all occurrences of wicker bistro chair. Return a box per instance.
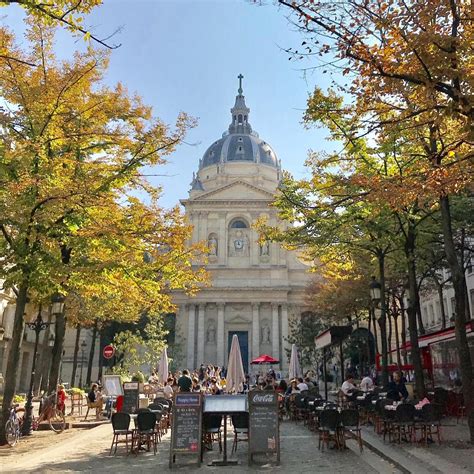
[307,399,325,432]
[340,409,363,452]
[318,409,342,451]
[375,398,394,435]
[110,412,133,455]
[132,412,158,455]
[231,413,249,454]
[419,404,442,445]
[201,414,223,461]
[387,404,416,444]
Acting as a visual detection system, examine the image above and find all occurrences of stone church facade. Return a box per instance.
[173,78,311,374]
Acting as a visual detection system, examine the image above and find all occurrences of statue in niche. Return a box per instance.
[261,323,271,344]
[208,235,218,256]
[260,241,270,256]
[207,320,216,343]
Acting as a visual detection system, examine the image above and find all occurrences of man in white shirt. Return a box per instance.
[341,374,357,397]
[360,374,374,392]
[296,377,309,392]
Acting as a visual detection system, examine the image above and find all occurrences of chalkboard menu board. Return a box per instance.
[122,382,139,414]
[248,390,280,465]
[169,393,202,468]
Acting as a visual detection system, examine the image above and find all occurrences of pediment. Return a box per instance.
[193,180,274,201]
[228,314,250,324]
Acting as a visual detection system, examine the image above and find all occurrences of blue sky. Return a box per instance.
[2,0,333,209]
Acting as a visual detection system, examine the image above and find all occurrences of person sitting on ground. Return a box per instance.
[360,373,374,392]
[178,369,193,392]
[87,383,104,419]
[387,370,408,402]
[163,377,174,400]
[297,377,309,392]
[57,384,67,414]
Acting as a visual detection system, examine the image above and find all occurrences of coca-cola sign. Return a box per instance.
[251,392,276,404]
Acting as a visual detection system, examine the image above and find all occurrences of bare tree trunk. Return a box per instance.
[387,309,393,364]
[35,309,53,394]
[440,195,473,443]
[434,277,447,329]
[48,310,66,394]
[86,322,98,385]
[377,252,389,388]
[405,221,426,398]
[70,326,81,387]
[98,330,104,380]
[399,294,408,365]
[0,283,28,445]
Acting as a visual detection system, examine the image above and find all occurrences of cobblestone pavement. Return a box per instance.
[1,419,400,473]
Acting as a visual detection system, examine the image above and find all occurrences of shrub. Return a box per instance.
[131,371,145,383]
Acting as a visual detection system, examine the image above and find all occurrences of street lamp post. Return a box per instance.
[21,306,52,436]
[79,340,87,388]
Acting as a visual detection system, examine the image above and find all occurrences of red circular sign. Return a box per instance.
[103,345,115,359]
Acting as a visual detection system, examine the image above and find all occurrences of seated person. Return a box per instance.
[285,379,300,396]
[87,383,104,419]
[209,378,222,395]
[56,384,67,414]
[360,373,374,392]
[341,374,358,401]
[163,377,175,400]
[297,377,309,392]
[387,371,408,402]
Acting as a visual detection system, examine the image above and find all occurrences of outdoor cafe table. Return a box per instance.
[203,394,248,466]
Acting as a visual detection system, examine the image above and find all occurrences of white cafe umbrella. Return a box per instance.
[226,334,245,393]
[289,344,302,381]
[157,347,169,384]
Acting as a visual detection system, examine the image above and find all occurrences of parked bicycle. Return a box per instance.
[5,404,22,447]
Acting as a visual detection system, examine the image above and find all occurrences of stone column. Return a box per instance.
[217,303,225,366]
[196,304,205,367]
[186,304,195,370]
[271,303,280,364]
[281,303,289,370]
[252,303,260,362]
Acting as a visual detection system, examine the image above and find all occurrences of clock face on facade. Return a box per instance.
[234,238,244,250]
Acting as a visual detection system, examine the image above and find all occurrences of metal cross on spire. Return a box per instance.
[238,73,244,95]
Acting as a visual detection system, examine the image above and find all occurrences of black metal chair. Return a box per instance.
[231,413,249,454]
[318,409,341,451]
[388,404,416,444]
[433,388,449,415]
[132,412,158,455]
[419,404,442,445]
[375,398,394,435]
[340,409,363,452]
[110,412,133,455]
[201,414,223,460]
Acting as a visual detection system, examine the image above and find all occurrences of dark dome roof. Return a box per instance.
[201,133,278,169]
[199,75,280,170]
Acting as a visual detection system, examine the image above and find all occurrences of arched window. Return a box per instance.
[230,219,248,229]
[238,114,243,124]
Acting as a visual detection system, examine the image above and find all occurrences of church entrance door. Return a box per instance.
[227,331,248,373]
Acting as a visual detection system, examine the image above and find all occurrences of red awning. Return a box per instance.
[250,354,279,364]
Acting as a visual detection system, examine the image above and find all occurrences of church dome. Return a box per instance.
[199,75,280,170]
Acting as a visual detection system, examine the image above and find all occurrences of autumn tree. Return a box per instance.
[0,25,206,443]
[272,0,473,441]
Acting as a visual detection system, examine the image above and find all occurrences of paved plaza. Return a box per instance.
[1,419,399,474]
